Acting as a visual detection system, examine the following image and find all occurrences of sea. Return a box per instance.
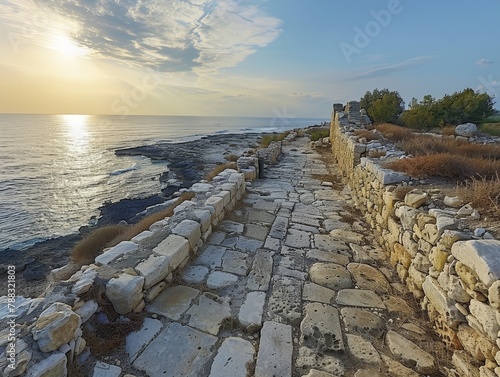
[0,114,324,251]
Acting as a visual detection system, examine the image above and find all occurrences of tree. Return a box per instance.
[360,89,405,123]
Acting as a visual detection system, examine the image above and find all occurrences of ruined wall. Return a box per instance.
[330,102,500,376]
[1,169,246,376]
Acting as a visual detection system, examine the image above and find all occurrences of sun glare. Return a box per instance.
[61,114,89,151]
[50,34,88,57]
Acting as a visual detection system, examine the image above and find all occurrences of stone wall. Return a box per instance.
[330,102,500,376]
[1,169,246,376]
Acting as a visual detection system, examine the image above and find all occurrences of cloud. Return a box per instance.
[344,56,432,82]
[0,0,283,73]
[476,58,494,66]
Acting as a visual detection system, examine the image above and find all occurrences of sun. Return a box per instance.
[50,34,88,57]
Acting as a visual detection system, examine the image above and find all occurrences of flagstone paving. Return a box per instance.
[123,137,448,376]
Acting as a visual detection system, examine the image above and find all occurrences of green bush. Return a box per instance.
[360,89,405,124]
[308,128,330,141]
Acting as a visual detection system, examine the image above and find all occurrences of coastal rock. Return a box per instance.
[455,123,478,137]
[32,303,81,353]
[105,274,144,315]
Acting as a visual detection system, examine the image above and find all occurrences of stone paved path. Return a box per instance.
[126,137,447,377]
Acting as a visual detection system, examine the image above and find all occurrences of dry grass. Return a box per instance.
[260,131,290,147]
[224,153,239,162]
[71,225,126,264]
[455,173,500,216]
[387,154,500,181]
[70,192,196,264]
[375,123,413,142]
[308,128,330,141]
[441,126,456,136]
[206,162,237,181]
[353,129,381,141]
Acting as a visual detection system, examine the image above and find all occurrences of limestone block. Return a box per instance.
[105,274,144,315]
[209,337,255,377]
[452,240,500,287]
[74,300,98,323]
[391,243,412,269]
[172,220,202,249]
[191,210,212,233]
[32,303,81,353]
[402,231,418,257]
[452,350,480,377]
[469,299,500,342]
[411,252,431,273]
[95,241,138,266]
[145,282,167,302]
[395,205,419,230]
[429,246,449,272]
[215,190,232,207]
[437,272,471,303]
[386,330,436,373]
[408,265,426,290]
[135,254,170,289]
[456,262,478,289]
[131,230,153,243]
[25,353,67,377]
[422,276,465,327]
[205,196,224,215]
[439,230,471,249]
[387,217,401,239]
[404,190,428,208]
[479,366,496,377]
[457,324,499,361]
[488,281,500,310]
[422,224,439,244]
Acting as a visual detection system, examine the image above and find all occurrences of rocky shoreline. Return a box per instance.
[0,132,266,298]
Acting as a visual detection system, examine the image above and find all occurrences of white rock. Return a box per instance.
[455,123,477,137]
[92,361,122,377]
[134,254,170,289]
[452,240,500,287]
[238,292,266,330]
[172,220,202,249]
[26,353,67,377]
[74,300,98,323]
[95,241,138,265]
[105,274,144,315]
[209,337,255,377]
[153,234,190,270]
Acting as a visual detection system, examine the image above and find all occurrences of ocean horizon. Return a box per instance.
[0,113,325,251]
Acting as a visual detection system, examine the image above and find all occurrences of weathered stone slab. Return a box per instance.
[209,337,255,377]
[222,250,250,276]
[336,289,386,309]
[263,236,281,251]
[219,220,245,233]
[346,334,381,363]
[310,263,353,291]
[307,249,350,265]
[347,263,390,293]
[238,291,266,330]
[381,354,419,377]
[147,285,199,320]
[301,303,344,352]
[247,250,273,291]
[187,293,231,335]
[302,369,337,377]
[131,230,153,243]
[95,241,138,265]
[133,323,217,377]
[235,236,263,252]
[153,234,190,269]
[195,245,226,269]
[253,200,280,212]
[268,275,303,324]
[182,265,209,284]
[206,271,239,289]
[269,216,289,239]
[255,321,293,377]
[244,224,269,241]
[285,229,311,248]
[25,353,67,377]
[205,196,224,214]
[340,308,385,338]
[296,347,344,376]
[247,209,276,224]
[329,229,364,244]
[314,234,349,251]
[386,330,436,373]
[451,240,500,287]
[469,299,500,342]
[303,282,336,304]
[126,318,163,362]
[105,274,144,315]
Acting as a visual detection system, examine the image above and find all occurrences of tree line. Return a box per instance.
[360,88,495,128]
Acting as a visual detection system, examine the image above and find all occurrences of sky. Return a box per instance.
[0,0,499,118]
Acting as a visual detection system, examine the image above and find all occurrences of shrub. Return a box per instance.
[360,89,405,124]
[455,173,500,216]
[480,123,500,137]
[308,128,330,141]
[224,153,239,162]
[206,162,237,181]
[386,154,500,181]
[260,131,290,147]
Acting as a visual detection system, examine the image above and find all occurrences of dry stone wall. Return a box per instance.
[0,169,246,377]
[330,101,500,376]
